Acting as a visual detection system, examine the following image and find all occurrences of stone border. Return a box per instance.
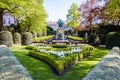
[83,47,120,80]
[0,45,33,80]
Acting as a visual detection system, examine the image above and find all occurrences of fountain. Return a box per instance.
[56,19,65,40]
[52,19,69,44]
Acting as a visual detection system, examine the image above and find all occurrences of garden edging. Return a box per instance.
[83,47,120,80]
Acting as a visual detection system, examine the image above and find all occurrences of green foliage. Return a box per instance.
[29,50,64,74]
[47,26,56,35]
[28,45,94,75]
[0,31,13,47]
[10,46,110,80]
[67,36,83,41]
[32,35,53,43]
[66,3,80,30]
[0,0,47,33]
[22,32,32,45]
[96,24,120,44]
[52,44,68,48]
[88,34,100,46]
[105,32,120,48]
[25,46,37,51]
[106,0,120,20]
[13,32,21,44]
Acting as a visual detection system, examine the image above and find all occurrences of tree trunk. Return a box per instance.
[0,9,4,31]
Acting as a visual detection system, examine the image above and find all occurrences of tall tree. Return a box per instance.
[0,0,28,31]
[66,3,80,36]
[105,0,120,24]
[78,0,109,30]
[20,0,47,33]
[0,0,47,33]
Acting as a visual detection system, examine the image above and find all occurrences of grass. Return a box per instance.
[9,45,110,80]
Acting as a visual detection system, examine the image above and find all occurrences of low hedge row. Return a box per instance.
[67,36,83,41]
[52,44,68,48]
[32,35,53,43]
[28,46,93,75]
[29,50,64,74]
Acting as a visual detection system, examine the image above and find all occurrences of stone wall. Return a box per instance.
[83,47,120,80]
[0,45,33,80]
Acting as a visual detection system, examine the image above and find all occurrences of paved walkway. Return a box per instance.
[0,45,33,80]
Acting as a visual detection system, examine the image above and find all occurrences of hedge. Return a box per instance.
[28,46,94,75]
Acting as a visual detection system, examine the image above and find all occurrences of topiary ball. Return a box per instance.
[22,32,32,45]
[105,32,120,48]
[13,32,21,44]
[0,31,13,47]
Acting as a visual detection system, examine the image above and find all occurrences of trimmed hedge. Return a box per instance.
[67,36,83,41]
[32,35,53,43]
[28,46,94,75]
[0,31,13,47]
[29,50,64,74]
[13,32,21,44]
[52,44,68,48]
[22,32,32,45]
[105,32,120,48]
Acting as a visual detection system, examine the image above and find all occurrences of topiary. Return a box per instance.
[13,32,21,44]
[0,31,13,47]
[22,32,32,45]
[105,32,120,48]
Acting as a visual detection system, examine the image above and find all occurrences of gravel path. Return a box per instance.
[0,45,33,80]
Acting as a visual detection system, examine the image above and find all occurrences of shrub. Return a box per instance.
[67,36,83,41]
[32,35,53,43]
[25,46,37,50]
[52,44,68,48]
[29,50,64,74]
[88,34,100,46]
[105,32,120,48]
[22,32,32,45]
[0,31,13,47]
[13,32,21,44]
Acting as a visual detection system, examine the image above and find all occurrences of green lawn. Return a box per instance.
[9,45,110,80]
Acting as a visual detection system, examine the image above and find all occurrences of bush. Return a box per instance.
[32,35,53,43]
[29,50,64,74]
[25,46,38,50]
[52,44,68,48]
[0,31,13,47]
[13,32,21,44]
[28,46,94,74]
[88,34,100,46]
[22,32,32,45]
[67,36,83,41]
[105,32,120,48]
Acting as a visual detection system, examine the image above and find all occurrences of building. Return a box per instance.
[3,13,15,26]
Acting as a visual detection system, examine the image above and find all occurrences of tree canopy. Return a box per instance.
[105,0,120,21]
[66,3,80,30]
[0,0,47,33]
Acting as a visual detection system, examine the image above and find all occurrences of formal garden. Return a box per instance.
[0,0,120,80]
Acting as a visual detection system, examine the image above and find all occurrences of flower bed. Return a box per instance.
[27,44,94,75]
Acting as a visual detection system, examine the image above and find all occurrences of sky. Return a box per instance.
[43,0,85,22]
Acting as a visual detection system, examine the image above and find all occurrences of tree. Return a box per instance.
[78,0,109,30]
[0,0,47,33]
[20,0,47,34]
[66,3,80,36]
[0,0,28,31]
[105,0,120,24]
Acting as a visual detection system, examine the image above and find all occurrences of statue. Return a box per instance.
[56,19,65,40]
[57,19,64,27]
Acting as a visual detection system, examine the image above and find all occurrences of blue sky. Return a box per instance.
[43,0,84,22]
